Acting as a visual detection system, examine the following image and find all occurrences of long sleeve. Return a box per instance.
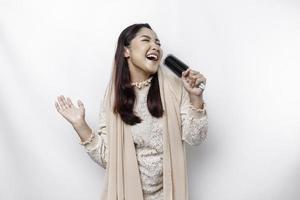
[81,98,108,169]
[180,87,208,146]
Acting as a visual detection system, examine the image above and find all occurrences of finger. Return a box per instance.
[182,68,191,77]
[192,73,206,81]
[185,79,192,88]
[195,77,206,87]
[66,97,74,107]
[187,73,196,83]
[190,73,202,79]
[77,100,85,109]
[187,71,199,81]
[182,71,188,78]
[187,79,193,87]
[188,69,200,76]
[199,76,206,84]
[194,79,202,87]
[192,79,197,87]
[61,95,71,108]
[182,72,191,82]
[55,102,61,112]
[60,95,67,104]
[57,96,67,109]
[189,69,197,74]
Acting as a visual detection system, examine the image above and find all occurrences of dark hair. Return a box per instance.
[113,23,163,125]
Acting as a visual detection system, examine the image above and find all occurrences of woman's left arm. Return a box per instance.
[180,88,208,145]
[180,68,208,146]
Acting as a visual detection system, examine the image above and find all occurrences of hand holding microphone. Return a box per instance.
[164,54,206,96]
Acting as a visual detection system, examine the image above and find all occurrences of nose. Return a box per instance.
[151,42,160,52]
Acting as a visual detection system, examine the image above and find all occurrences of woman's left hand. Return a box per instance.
[181,68,206,96]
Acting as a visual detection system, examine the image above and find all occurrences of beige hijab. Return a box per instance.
[100,65,189,200]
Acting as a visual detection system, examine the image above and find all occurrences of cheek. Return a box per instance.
[133,52,146,62]
[132,49,147,60]
[129,52,147,68]
[160,50,163,59]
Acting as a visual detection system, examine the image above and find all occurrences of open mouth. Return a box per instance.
[146,53,159,61]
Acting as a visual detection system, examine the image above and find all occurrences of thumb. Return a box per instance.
[182,68,190,77]
[77,100,85,109]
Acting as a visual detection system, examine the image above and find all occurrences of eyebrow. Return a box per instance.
[140,34,160,43]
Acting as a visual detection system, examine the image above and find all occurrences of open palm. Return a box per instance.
[55,95,85,126]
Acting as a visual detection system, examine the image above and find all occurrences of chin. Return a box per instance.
[148,67,159,74]
[142,62,160,75]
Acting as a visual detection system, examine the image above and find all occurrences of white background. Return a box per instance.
[0,0,299,199]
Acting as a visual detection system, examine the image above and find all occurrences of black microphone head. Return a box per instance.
[164,54,189,77]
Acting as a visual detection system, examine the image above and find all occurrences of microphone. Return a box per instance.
[163,54,189,77]
[164,54,205,89]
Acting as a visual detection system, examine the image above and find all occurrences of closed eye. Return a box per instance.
[142,39,161,46]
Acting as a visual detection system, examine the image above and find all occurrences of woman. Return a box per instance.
[55,23,208,200]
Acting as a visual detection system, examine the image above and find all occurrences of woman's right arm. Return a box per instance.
[80,108,108,169]
[55,95,108,169]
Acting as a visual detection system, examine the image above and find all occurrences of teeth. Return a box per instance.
[146,54,158,61]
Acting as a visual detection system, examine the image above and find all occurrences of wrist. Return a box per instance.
[72,119,87,129]
[72,120,93,142]
[189,94,204,109]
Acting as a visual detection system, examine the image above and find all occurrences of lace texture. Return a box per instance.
[82,83,208,200]
[131,85,164,200]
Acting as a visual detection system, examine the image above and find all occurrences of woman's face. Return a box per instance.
[124,27,163,78]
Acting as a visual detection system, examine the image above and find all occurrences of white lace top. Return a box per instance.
[82,80,208,200]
